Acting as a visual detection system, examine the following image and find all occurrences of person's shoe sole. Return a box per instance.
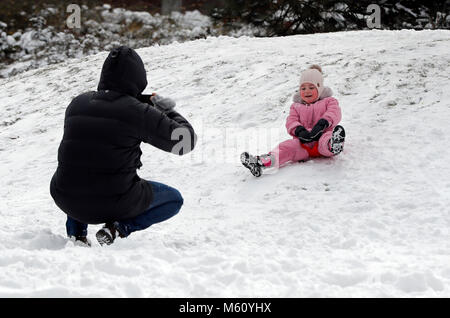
[240,152,251,168]
[96,228,114,246]
[329,125,346,155]
[240,152,262,177]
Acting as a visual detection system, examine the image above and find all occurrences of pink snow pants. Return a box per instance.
[269,131,334,167]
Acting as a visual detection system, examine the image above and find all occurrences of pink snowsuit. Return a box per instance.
[269,94,342,167]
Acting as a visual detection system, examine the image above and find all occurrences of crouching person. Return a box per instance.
[50,46,197,246]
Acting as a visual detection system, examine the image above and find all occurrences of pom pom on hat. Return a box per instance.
[309,64,322,73]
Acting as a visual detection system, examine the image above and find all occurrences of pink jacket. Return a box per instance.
[286,88,342,137]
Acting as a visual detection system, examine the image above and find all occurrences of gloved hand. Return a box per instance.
[137,93,176,112]
[309,119,329,141]
[295,125,312,143]
[150,94,176,112]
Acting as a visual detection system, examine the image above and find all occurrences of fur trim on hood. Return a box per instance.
[293,86,333,104]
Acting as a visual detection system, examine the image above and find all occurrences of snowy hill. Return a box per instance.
[0,30,449,297]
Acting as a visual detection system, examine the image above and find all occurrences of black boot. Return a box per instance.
[96,222,124,246]
[69,235,92,247]
[328,125,345,155]
[240,152,265,177]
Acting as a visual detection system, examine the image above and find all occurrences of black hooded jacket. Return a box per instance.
[50,46,197,224]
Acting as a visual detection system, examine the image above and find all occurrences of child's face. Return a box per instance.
[300,83,319,104]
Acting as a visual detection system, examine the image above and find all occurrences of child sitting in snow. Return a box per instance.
[241,64,345,177]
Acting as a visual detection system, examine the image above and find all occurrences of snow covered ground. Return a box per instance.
[0,30,449,297]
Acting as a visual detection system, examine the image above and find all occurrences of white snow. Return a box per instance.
[0,30,449,297]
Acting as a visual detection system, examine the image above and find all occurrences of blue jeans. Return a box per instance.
[66,181,184,237]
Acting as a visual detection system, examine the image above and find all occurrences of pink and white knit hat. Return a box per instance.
[300,66,324,97]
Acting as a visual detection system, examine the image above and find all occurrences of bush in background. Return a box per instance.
[0,1,258,78]
[212,0,450,36]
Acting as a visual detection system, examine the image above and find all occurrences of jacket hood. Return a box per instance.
[97,46,147,97]
[293,86,333,104]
